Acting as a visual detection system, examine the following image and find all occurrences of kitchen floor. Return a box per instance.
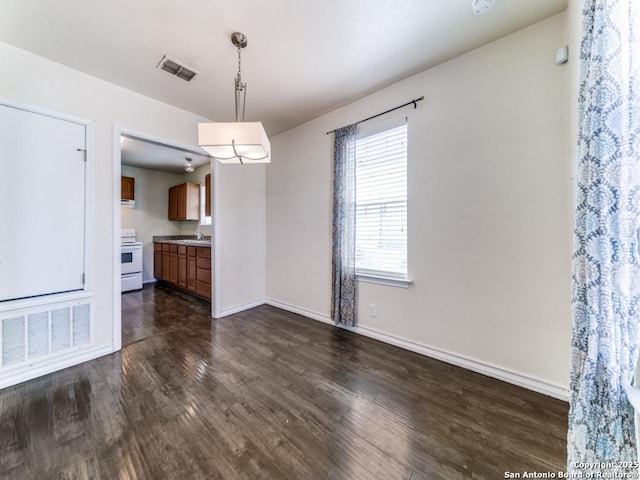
[121,283,210,346]
[1,284,568,479]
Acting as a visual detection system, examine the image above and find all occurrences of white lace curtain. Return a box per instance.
[569,0,640,472]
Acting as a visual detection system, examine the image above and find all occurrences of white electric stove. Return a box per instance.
[121,228,143,292]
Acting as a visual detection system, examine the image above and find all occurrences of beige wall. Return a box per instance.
[267,13,571,396]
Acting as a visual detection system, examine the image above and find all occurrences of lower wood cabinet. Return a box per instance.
[177,245,187,289]
[187,252,197,294]
[154,242,211,301]
[169,245,178,284]
[153,243,162,278]
[161,244,170,280]
[195,247,211,299]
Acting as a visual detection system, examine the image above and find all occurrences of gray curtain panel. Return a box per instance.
[331,125,357,326]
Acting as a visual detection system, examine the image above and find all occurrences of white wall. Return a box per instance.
[0,41,266,370]
[267,13,571,396]
[213,163,266,317]
[121,165,185,283]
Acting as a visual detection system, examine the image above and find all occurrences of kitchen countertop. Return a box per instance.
[153,235,211,247]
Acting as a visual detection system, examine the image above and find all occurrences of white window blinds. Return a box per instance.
[355,119,408,279]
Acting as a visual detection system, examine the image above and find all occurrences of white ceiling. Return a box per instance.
[120,136,210,174]
[0,0,567,137]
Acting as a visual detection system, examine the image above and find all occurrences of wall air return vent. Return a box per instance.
[1,300,92,370]
[157,55,198,82]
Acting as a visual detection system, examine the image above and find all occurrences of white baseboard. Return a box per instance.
[265,298,569,402]
[217,298,266,318]
[350,325,569,401]
[143,279,157,285]
[266,298,334,325]
[0,344,114,390]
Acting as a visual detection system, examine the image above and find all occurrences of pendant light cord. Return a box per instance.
[235,46,247,122]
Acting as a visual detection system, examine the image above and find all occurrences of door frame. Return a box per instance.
[0,96,95,304]
[111,125,215,352]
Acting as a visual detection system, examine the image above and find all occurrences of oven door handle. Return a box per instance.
[122,273,139,279]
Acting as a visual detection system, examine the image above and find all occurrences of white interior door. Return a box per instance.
[0,105,86,302]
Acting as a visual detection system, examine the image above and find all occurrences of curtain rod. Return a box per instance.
[325,96,424,135]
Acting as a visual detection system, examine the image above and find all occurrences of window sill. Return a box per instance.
[356,274,412,288]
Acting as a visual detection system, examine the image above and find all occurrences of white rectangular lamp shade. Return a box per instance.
[198,122,270,164]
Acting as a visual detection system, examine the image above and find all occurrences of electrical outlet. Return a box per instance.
[369,304,377,317]
[240,285,246,295]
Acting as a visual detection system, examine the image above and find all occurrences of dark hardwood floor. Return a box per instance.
[1,284,568,479]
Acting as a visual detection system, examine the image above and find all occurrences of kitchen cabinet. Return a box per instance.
[154,242,211,301]
[161,244,170,280]
[168,186,178,220]
[121,176,135,201]
[205,174,211,217]
[177,245,187,289]
[154,243,162,278]
[168,244,178,284]
[168,182,200,221]
[195,247,211,299]
[187,248,197,293]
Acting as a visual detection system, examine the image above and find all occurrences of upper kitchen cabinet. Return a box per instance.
[205,174,211,217]
[168,182,200,221]
[121,176,135,201]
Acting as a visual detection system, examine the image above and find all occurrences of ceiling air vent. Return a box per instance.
[157,55,197,82]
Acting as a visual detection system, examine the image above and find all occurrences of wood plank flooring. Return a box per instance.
[1,284,568,479]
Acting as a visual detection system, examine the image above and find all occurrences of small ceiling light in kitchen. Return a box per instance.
[472,0,496,14]
[157,55,198,82]
[198,32,270,165]
[184,157,195,173]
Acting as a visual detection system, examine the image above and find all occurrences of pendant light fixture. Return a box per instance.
[198,32,270,165]
[184,157,195,173]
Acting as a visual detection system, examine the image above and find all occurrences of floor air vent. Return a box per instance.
[1,301,92,369]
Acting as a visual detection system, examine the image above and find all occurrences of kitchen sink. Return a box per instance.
[177,239,211,246]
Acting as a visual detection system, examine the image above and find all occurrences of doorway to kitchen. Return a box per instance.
[112,127,214,350]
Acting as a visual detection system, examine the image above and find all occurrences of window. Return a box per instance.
[355,119,408,280]
[199,183,211,226]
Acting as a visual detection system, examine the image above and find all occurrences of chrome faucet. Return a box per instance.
[193,231,203,240]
